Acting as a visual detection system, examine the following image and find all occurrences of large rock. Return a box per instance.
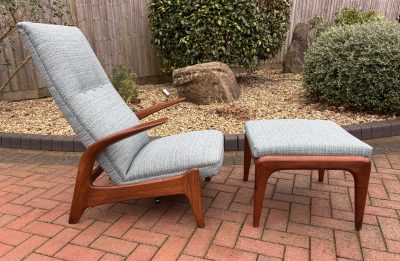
[173,62,240,104]
[283,23,310,74]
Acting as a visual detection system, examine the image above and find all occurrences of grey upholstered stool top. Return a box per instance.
[245,119,373,158]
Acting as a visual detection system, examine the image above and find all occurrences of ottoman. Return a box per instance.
[243,119,373,230]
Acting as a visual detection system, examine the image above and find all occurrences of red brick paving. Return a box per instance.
[0,147,400,260]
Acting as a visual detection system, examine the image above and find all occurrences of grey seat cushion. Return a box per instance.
[18,22,149,183]
[245,119,373,158]
[124,130,224,183]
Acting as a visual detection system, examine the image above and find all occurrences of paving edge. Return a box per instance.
[1,119,399,152]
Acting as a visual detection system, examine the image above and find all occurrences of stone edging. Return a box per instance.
[1,119,399,152]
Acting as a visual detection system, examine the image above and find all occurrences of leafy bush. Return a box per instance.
[256,0,291,60]
[303,21,400,115]
[110,67,139,103]
[308,7,385,36]
[149,0,291,72]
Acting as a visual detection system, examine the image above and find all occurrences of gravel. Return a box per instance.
[0,68,395,136]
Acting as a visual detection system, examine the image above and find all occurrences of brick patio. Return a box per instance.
[0,136,399,260]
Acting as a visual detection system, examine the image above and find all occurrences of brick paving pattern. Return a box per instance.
[0,136,399,260]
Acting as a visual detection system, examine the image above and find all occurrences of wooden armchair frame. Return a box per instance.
[69,98,205,227]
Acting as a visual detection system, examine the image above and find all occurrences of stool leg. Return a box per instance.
[318,169,324,182]
[350,161,371,231]
[243,135,251,181]
[253,163,269,227]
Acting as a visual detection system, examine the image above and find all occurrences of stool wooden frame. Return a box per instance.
[243,135,371,231]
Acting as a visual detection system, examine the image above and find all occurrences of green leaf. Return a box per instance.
[148,0,291,72]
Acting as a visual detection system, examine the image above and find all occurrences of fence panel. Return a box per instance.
[1,0,399,100]
[274,0,400,62]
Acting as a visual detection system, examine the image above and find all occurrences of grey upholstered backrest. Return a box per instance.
[18,22,149,183]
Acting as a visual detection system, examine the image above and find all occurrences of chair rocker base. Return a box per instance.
[69,167,205,228]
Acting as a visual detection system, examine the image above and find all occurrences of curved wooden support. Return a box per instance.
[90,166,104,183]
[69,118,168,224]
[68,98,209,226]
[68,116,207,227]
[85,118,168,160]
[135,98,186,119]
[70,168,205,227]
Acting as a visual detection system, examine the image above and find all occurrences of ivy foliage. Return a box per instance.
[257,0,291,60]
[149,0,291,72]
[303,21,400,115]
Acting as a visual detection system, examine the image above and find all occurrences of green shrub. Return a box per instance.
[308,7,385,36]
[149,0,291,72]
[110,67,139,103]
[256,0,291,59]
[303,21,400,115]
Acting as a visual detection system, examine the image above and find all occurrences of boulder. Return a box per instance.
[283,23,310,74]
[173,62,240,104]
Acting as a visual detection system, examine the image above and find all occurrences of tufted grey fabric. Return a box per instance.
[18,22,224,184]
[125,130,224,183]
[245,119,373,158]
[18,22,148,183]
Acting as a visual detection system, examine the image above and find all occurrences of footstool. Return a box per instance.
[243,119,373,230]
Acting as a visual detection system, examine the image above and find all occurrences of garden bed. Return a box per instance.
[0,68,395,137]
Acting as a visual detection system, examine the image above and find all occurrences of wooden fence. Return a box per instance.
[273,0,400,62]
[1,0,399,100]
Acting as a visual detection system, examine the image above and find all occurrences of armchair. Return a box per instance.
[18,22,224,227]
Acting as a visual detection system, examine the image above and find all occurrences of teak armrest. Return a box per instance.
[77,118,168,182]
[135,98,185,119]
[84,118,168,160]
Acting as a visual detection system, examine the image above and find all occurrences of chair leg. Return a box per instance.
[350,162,371,231]
[318,169,324,182]
[243,135,251,181]
[69,204,86,224]
[184,170,205,228]
[253,162,269,227]
[69,168,91,224]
